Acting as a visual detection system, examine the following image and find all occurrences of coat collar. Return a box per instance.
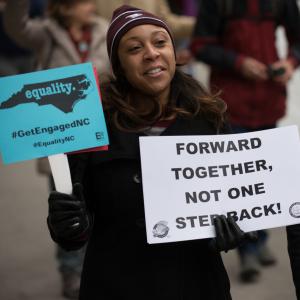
[89,116,218,164]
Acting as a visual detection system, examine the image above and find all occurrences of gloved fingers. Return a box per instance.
[227,216,245,241]
[72,183,85,202]
[49,210,86,223]
[213,215,230,251]
[48,191,76,202]
[226,216,258,243]
[57,226,85,240]
[49,199,85,212]
[49,186,85,203]
[214,215,245,252]
[49,216,80,228]
[61,221,88,239]
[212,215,258,253]
[244,231,258,242]
[49,216,87,239]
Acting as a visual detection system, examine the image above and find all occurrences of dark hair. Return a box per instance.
[101,68,227,132]
[47,0,92,26]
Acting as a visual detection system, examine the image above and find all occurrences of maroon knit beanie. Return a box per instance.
[106,5,175,76]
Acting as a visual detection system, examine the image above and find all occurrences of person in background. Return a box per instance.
[94,0,195,40]
[190,0,300,283]
[167,0,200,77]
[167,0,198,17]
[0,0,47,76]
[4,0,109,73]
[46,5,256,300]
[3,0,110,298]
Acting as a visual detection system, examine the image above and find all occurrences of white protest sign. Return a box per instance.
[139,126,300,244]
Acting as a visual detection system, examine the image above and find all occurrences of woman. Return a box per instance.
[47,5,255,300]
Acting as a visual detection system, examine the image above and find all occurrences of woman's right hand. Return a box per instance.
[47,183,90,241]
[240,57,268,81]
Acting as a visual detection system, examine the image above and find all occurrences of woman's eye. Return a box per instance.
[156,40,166,47]
[128,45,141,52]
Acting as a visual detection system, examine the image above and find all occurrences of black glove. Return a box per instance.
[210,215,258,252]
[47,183,90,242]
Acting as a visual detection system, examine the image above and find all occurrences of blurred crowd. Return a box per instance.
[1,0,300,299]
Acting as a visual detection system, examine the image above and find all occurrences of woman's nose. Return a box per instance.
[143,45,160,60]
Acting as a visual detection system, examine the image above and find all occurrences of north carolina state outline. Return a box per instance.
[0,74,93,113]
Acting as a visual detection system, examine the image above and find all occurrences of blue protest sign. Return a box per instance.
[0,63,109,164]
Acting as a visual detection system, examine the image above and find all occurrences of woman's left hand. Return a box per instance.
[270,59,294,84]
[210,215,258,252]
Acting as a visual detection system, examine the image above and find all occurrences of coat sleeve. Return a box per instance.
[286,224,300,299]
[3,0,48,51]
[279,0,300,67]
[190,0,243,70]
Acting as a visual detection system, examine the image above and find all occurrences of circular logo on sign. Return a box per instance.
[289,202,300,218]
[152,221,169,238]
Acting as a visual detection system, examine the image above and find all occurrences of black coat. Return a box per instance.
[69,116,232,300]
[287,224,300,299]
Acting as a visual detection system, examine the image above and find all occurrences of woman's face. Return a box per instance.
[62,1,96,25]
[117,24,176,103]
